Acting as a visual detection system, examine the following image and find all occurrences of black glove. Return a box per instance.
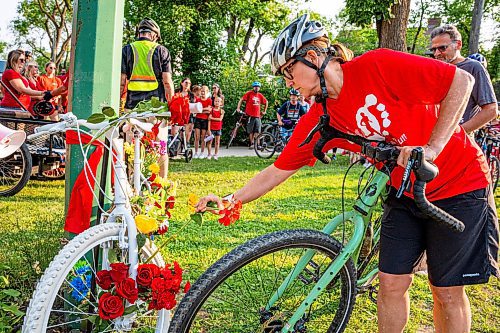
[43,90,53,101]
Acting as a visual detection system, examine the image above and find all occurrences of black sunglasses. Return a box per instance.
[281,58,299,80]
[429,42,455,53]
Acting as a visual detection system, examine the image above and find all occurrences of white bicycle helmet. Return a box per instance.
[270,14,328,76]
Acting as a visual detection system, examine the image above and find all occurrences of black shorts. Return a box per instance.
[379,187,499,287]
[194,118,208,131]
[246,116,261,134]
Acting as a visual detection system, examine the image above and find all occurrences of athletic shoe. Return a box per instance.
[199,154,206,159]
[214,155,218,160]
[194,152,200,159]
[207,155,212,160]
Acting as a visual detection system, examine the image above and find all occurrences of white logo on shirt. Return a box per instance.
[355,94,391,140]
[252,96,261,106]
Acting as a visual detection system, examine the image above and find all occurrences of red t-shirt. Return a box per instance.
[210,108,223,130]
[0,69,31,109]
[242,91,267,118]
[196,97,212,120]
[274,49,489,201]
[169,92,190,125]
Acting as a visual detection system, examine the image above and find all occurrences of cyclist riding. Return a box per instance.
[277,88,306,141]
[196,14,498,333]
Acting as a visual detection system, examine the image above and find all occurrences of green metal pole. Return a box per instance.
[65,0,125,231]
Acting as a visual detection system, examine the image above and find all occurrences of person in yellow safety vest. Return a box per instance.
[120,18,174,178]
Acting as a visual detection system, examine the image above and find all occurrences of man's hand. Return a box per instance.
[43,90,53,101]
[397,145,438,168]
[236,108,241,113]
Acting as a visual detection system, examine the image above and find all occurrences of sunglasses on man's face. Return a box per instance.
[429,42,454,54]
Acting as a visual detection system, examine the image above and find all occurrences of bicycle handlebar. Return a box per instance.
[301,114,465,233]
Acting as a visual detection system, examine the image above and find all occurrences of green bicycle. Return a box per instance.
[168,118,465,333]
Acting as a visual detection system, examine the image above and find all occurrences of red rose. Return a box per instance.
[155,291,177,310]
[98,292,124,320]
[166,196,175,209]
[148,173,156,182]
[110,263,129,283]
[116,277,138,304]
[184,281,191,293]
[96,270,113,290]
[137,264,161,287]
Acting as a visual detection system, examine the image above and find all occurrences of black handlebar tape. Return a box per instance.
[313,137,332,164]
[413,180,465,233]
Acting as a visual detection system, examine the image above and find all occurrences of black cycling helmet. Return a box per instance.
[270,14,328,76]
[33,101,55,117]
[137,17,162,41]
[468,53,487,68]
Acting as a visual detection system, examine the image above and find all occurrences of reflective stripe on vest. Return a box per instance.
[128,40,159,91]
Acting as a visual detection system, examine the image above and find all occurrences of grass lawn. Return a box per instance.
[1,155,499,332]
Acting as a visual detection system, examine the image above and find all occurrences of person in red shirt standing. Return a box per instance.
[193,85,212,158]
[207,96,224,160]
[236,81,268,148]
[195,14,498,333]
[169,78,192,135]
[37,62,62,120]
[1,49,48,111]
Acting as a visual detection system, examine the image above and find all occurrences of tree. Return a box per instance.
[469,0,485,54]
[12,0,72,69]
[344,0,412,51]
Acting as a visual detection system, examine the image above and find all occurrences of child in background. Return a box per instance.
[186,84,201,146]
[207,96,224,160]
[193,85,212,158]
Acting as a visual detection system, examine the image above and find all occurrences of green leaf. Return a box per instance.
[207,201,218,209]
[150,97,161,108]
[102,106,116,117]
[137,233,147,251]
[107,248,118,263]
[87,315,97,324]
[123,304,138,315]
[2,289,20,298]
[190,213,204,225]
[87,113,107,124]
[1,304,24,316]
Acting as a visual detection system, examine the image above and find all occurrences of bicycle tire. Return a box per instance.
[489,155,499,191]
[23,223,168,333]
[226,125,240,149]
[254,132,276,159]
[169,229,356,333]
[0,142,32,197]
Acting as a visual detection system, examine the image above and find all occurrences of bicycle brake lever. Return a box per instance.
[396,157,414,198]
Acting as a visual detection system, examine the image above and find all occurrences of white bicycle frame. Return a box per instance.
[29,112,170,331]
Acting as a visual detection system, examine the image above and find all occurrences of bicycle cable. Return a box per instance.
[340,158,364,245]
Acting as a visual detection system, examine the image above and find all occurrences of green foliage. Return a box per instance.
[12,0,72,68]
[344,0,399,27]
[0,273,24,331]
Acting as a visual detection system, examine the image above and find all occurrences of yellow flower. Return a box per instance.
[188,193,199,213]
[148,163,160,175]
[135,214,158,234]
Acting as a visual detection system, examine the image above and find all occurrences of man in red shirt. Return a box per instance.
[196,14,498,333]
[236,81,268,148]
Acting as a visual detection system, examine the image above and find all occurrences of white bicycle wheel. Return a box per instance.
[23,223,169,333]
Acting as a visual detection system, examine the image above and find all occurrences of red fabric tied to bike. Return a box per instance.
[64,130,105,234]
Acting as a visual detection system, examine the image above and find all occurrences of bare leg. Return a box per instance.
[207,137,212,156]
[186,122,194,144]
[430,283,471,333]
[194,128,200,154]
[249,133,254,146]
[200,129,207,154]
[215,136,220,156]
[377,272,413,333]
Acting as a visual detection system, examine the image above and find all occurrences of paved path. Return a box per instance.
[214,146,258,157]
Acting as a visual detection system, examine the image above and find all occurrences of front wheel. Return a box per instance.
[0,142,32,196]
[254,133,276,159]
[23,223,168,333]
[169,229,357,333]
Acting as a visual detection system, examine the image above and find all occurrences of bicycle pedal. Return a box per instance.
[368,284,379,304]
[298,260,320,285]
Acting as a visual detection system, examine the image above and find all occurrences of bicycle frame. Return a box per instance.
[265,169,389,332]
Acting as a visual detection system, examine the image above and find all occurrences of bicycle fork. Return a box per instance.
[265,214,365,332]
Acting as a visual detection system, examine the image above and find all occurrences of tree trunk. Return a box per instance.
[468,0,484,54]
[241,18,255,56]
[379,0,411,51]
